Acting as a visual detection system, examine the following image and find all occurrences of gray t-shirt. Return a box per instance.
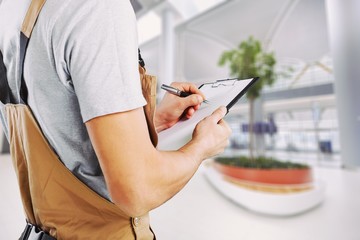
[0,0,146,199]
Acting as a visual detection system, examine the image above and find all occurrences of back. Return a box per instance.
[0,0,147,199]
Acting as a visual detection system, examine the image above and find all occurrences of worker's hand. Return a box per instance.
[155,82,206,132]
[187,106,232,160]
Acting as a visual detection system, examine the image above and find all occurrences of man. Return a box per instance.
[0,0,231,238]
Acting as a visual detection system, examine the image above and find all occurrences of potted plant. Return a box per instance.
[217,36,312,190]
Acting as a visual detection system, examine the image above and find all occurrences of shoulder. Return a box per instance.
[50,0,136,27]
[48,0,137,46]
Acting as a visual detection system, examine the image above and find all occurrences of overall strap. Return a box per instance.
[0,51,15,104]
[19,0,47,104]
[21,0,47,38]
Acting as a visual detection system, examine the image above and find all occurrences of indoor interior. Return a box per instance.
[1,0,359,239]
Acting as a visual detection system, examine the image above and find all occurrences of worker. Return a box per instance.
[0,0,231,239]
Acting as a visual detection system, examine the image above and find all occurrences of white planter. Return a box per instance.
[204,166,326,216]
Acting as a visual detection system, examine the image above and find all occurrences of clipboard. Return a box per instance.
[157,77,259,151]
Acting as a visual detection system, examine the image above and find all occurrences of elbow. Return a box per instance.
[115,199,149,218]
[108,183,152,217]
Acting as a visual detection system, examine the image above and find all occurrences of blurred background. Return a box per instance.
[1,0,360,239]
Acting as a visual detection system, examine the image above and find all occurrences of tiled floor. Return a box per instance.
[1,153,360,240]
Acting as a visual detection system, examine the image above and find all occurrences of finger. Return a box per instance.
[193,104,200,111]
[171,82,206,101]
[187,84,206,100]
[208,106,227,124]
[190,88,206,103]
[185,104,200,119]
[184,94,203,108]
[185,107,195,119]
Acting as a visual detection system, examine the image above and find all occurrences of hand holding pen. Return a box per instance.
[161,84,209,103]
[155,83,207,132]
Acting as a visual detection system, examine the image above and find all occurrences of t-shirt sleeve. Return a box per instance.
[53,0,146,123]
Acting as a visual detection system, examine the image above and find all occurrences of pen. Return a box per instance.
[161,84,209,103]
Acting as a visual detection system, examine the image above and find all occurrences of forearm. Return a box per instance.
[109,142,204,217]
[146,148,202,208]
[86,108,206,216]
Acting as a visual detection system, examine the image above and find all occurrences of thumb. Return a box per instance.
[209,106,227,123]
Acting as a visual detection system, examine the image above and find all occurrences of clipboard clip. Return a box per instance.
[211,78,240,88]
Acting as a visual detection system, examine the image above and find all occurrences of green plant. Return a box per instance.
[219,36,277,159]
[215,156,309,169]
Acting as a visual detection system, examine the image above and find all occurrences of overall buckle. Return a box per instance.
[20,223,56,240]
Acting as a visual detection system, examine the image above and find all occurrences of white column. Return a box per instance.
[159,6,175,96]
[312,102,322,165]
[326,0,360,168]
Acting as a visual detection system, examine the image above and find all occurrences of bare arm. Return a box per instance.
[86,106,230,217]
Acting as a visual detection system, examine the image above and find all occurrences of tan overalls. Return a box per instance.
[3,0,157,239]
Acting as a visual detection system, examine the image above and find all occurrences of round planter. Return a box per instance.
[213,162,313,185]
[204,166,325,216]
